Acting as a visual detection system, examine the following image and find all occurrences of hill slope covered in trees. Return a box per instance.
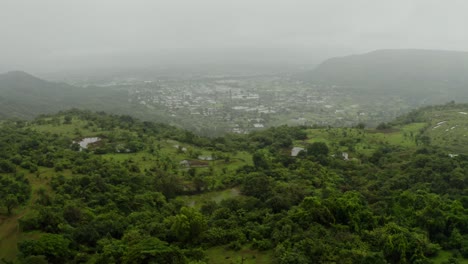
[302,49,468,104]
[0,107,467,263]
[0,71,171,123]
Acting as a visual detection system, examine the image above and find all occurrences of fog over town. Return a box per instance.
[1,0,468,74]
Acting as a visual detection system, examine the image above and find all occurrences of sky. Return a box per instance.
[1,0,467,74]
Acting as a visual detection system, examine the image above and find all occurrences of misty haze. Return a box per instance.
[1,1,468,263]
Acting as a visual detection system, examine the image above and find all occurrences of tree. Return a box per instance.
[19,234,71,264]
[168,207,207,243]
[326,191,376,232]
[365,222,436,263]
[307,142,329,157]
[20,255,49,264]
[0,160,16,173]
[241,173,273,201]
[419,135,431,146]
[252,150,271,170]
[0,175,30,214]
[355,122,366,129]
[5,194,18,215]
[122,237,186,264]
[63,115,72,124]
[292,196,335,226]
[152,172,184,199]
[376,122,391,130]
[193,176,206,192]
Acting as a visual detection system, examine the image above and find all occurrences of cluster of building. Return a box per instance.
[120,75,409,136]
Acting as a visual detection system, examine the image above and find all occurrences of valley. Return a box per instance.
[3,1,468,263]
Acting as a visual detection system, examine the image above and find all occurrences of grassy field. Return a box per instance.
[32,117,102,138]
[179,188,241,208]
[431,250,468,264]
[298,122,425,158]
[31,115,252,180]
[424,108,468,154]
[205,246,274,264]
[0,212,22,260]
[0,167,56,261]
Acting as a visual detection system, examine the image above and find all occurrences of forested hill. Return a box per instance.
[0,71,163,122]
[0,71,99,118]
[303,49,468,97]
[0,108,468,263]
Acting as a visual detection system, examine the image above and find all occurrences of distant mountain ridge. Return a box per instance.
[305,49,468,91]
[0,71,80,118]
[0,71,172,123]
[0,71,126,119]
[0,70,42,81]
[0,70,76,95]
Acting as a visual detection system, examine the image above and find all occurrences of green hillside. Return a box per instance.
[393,102,468,154]
[0,107,467,263]
[303,49,468,104]
[0,71,171,124]
[0,71,88,119]
[309,49,468,88]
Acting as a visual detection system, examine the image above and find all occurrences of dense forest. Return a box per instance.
[1,105,468,264]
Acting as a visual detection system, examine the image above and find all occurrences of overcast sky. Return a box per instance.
[1,0,467,74]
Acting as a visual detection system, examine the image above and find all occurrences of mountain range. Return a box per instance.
[305,49,468,92]
[0,71,136,120]
[2,49,468,121]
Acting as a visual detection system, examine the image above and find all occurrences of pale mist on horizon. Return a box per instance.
[1,0,468,76]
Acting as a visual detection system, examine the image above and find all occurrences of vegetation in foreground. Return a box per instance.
[0,104,467,263]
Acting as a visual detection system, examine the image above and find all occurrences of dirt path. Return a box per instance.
[0,212,26,260]
[0,170,49,261]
